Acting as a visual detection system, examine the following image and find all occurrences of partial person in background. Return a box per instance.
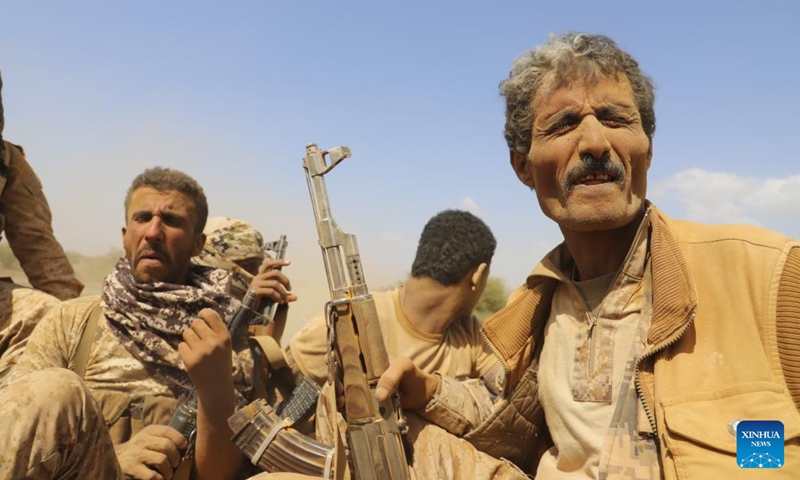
[286,209,503,394]
[193,216,297,342]
[0,69,83,383]
[0,69,83,300]
[248,209,525,480]
[194,216,268,300]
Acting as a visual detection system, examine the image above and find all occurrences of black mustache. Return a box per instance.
[563,153,625,195]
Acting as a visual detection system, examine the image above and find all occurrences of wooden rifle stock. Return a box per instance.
[303,143,411,480]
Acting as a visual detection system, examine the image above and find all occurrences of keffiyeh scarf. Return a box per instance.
[101,257,254,403]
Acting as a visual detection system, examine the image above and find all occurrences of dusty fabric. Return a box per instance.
[101,257,241,394]
[287,286,499,387]
[0,279,60,382]
[777,247,800,410]
[0,368,123,480]
[417,374,495,436]
[536,211,655,479]
[0,141,83,300]
[302,382,528,480]
[202,217,265,262]
[477,204,800,479]
[193,216,267,297]
[6,293,256,445]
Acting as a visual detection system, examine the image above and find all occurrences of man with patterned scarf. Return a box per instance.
[0,167,294,480]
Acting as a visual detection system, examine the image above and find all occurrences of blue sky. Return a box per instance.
[3,1,799,329]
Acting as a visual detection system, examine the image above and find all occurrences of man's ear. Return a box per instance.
[510,149,536,189]
[191,232,206,257]
[470,262,490,292]
[121,226,127,239]
[646,139,653,170]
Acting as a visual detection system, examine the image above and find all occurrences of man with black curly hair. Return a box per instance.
[286,209,503,393]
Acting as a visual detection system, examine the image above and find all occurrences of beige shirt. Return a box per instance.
[536,214,651,480]
[287,286,498,385]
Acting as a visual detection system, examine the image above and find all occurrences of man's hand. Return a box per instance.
[375,357,439,411]
[248,258,298,306]
[115,424,188,480]
[178,308,233,397]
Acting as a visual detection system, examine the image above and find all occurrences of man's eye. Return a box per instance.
[601,115,631,127]
[547,121,573,135]
[161,215,183,227]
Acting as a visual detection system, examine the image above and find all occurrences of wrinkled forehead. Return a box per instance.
[532,66,633,113]
[540,58,626,95]
[126,187,197,219]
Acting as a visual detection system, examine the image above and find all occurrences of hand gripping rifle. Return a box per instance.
[169,237,289,457]
[303,143,411,480]
[243,235,288,323]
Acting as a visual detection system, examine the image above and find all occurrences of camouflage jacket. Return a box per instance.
[5,295,256,444]
[0,278,59,383]
[0,141,83,300]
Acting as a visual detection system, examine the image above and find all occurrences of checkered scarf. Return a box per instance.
[101,257,254,402]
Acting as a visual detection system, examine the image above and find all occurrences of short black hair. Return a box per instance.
[410,209,496,286]
[124,167,209,234]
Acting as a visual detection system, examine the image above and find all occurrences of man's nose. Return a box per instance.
[578,116,611,160]
[144,217,164,241]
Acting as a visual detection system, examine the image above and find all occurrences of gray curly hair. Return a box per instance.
[500,32,656,155]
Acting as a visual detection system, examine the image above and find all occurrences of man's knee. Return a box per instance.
[1,368,99,432]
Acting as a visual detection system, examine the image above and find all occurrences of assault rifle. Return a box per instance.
[244,235,289,322]
[169,236,289,457]
[303,143,411,479]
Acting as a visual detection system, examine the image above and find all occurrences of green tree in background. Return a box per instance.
[474,276,509,321]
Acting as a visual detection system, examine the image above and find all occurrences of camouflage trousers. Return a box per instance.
[0,368,123,479]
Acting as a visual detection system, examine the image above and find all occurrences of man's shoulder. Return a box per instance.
[7,284,60,310]
[61,294,102,308]
[54,295,102,323]
[666,217,795,250]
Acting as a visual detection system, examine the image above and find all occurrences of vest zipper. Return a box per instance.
[480,329,509,393]
[633,311,696,437]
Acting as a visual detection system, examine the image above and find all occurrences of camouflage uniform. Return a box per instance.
[0,278,60,383]
[0,368,123,479]
[0,70,83,301]
[241,382,528,480]
[0,296,181,477]
[0,260,255,478]
[193,216,266,299]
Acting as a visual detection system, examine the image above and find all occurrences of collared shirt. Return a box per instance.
[535,209,660,480]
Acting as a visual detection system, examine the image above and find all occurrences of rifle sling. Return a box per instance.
[73,302,102,378]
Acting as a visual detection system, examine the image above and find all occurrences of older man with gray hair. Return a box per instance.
[374,32,800,480]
